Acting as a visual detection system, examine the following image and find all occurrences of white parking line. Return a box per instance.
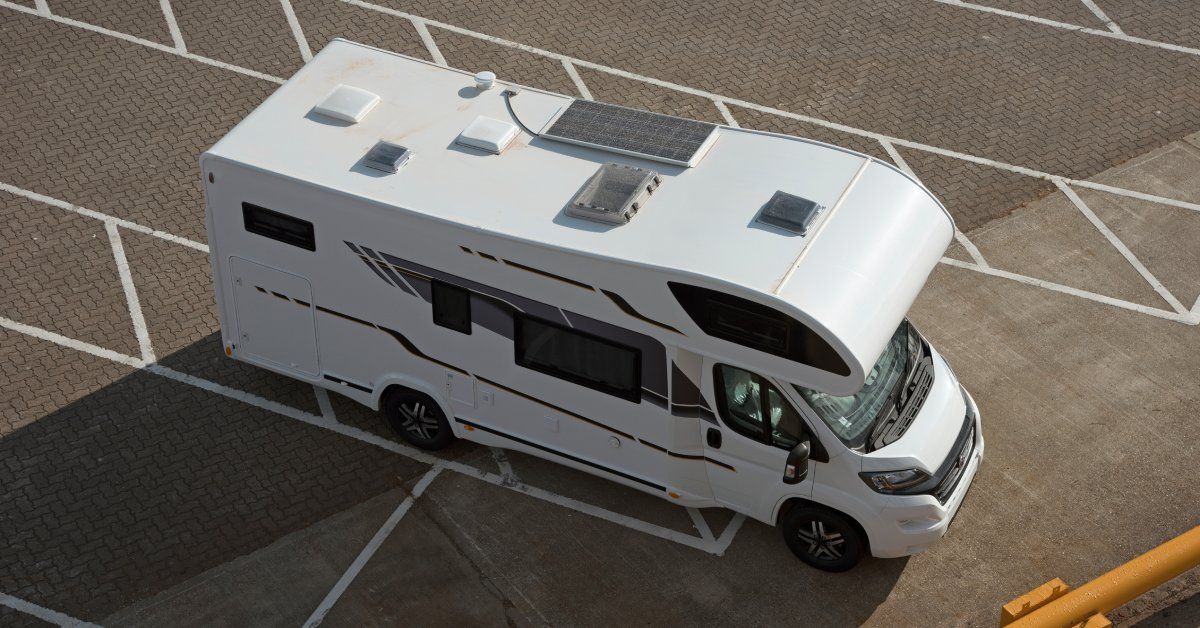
[0,182,209,253]
[0,592,100,628]
[713,100,739,127]
[0,1,284,84]
[303,466,444,628]
[561,59,593,100]
[411,19,446,67]
[106,223,156,363]
[489,446,517,485]
[158,0,185,52]
[1054,178,1188,314]
[712,514,747,556]
[687,508,715,543]
[926,0,1199,58]
[314,385,336,420]
[939,258,1199,325]
[1079,0,1123,34]
[279,0,313,62]
[33,0,48,16]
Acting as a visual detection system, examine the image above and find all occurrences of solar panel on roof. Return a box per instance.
[541,100,719,167]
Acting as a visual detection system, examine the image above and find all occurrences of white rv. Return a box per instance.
[202,40,983,571]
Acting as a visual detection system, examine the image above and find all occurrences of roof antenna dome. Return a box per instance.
[474,71,496,90]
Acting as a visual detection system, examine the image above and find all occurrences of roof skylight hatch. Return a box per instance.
[567,163,661,226]
[755,191,825,235]
[541,100,719,168]
[362,141,412,174]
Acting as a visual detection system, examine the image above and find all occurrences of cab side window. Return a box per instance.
[714,364,804,449]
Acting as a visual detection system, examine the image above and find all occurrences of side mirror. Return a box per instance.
[782,440,811,484]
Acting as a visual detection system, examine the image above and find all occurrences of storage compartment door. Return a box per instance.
[230,257,319,376]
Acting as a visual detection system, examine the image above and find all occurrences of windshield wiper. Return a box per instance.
[865,325,920,451]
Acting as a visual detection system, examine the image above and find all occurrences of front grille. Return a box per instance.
[933,426,976,503]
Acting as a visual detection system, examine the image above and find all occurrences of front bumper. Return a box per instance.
[869,388,985,558]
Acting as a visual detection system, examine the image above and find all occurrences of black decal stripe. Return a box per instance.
[602,290,683,334]
[459,245,474,254]
[256,286,311,309]
[638,438,737,472]
[502,258,594,291]
[477,252,498,261]
[316,306,375,329]
[376,325,470,376]
[324,374,371,393]
[455,418,665,492]
[357,255,395,287]
[476,375,635,440]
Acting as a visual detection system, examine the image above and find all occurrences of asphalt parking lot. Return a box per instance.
[2,0,1200,626]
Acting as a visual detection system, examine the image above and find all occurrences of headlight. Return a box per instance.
[859,468,931,494]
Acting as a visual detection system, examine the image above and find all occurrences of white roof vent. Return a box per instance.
[567,163,661,226]
[455,116,519,154]
[312,84,380,124]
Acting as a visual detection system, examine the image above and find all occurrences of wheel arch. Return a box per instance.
[776,497,871,555]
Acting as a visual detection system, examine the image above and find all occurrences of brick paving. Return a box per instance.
[0,13,275,243]
[728,104,894,164]
[171,0,304,77]
[291,0,431,61]
[0,191,140,357]
[2,0,1200,623]
[897,147,1055,232]
[1101,0,1200,51]
[49,0,173,45]
[0,332,429,620]
[971,0,1106,28]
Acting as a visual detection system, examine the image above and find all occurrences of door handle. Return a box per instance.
[706,428,722,449]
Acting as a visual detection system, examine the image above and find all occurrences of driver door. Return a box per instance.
[702,362,816,518]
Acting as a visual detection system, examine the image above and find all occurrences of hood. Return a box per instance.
[861,352,967,474]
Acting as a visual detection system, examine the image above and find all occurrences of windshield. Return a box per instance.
[793,320,918,449]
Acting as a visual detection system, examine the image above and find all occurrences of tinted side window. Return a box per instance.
[669,282,849,376]
[431,280,471,334]
[714,364,805,449]
[242,203,315,251]
[514,314,641,402]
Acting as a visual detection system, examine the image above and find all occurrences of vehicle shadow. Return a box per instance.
[0,329,907,624]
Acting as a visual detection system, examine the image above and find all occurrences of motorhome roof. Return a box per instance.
[206,40,954,386]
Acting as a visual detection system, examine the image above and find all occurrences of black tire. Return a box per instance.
[382,388,455,450]
[781,504,867,572]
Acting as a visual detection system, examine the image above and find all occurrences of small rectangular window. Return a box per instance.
[432,280,471,334]
[242,203,315,251]
[514,314,641,402]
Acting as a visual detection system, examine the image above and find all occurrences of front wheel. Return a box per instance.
[382,389,455,450]
[781,504,867,572]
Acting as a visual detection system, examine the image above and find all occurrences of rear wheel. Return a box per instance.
[781,504,866,572]
[382,389,455,450]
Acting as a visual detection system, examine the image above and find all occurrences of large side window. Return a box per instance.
[714,364,805,449]
[242,203,315,251]
[431,280,471,334]
[668,282,849,376]
[514,314,641,402]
